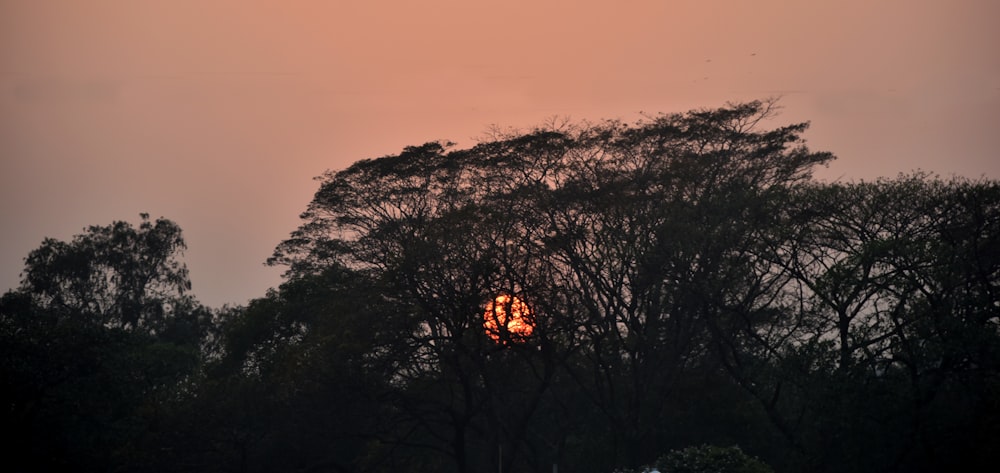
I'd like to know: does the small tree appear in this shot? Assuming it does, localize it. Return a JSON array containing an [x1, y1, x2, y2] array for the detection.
[[614, 445, 773, 473], [655, 445, 774, 473]]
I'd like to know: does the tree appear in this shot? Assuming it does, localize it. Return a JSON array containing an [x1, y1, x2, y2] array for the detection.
[[19, 213, 194, 334], [612, 444, 774, 473], [1, 214, 209, 472], [529, 101, 831, 468], [709, 175, 1000, 472], [271, 100, 833, 472], [142, 266, 425, 473]]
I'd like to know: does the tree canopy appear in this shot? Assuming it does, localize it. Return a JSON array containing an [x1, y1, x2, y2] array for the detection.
[[1, 214, 210, 471], [3, 101, 998, 473]]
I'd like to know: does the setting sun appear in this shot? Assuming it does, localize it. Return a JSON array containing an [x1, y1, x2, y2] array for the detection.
[[483, 294, 534, 343]]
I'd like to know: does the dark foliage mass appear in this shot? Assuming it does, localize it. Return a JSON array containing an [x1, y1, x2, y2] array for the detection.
[[3, 101, 998, 473]]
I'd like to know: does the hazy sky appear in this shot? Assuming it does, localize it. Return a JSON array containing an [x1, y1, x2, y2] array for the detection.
[[2, 0, 998, 307]]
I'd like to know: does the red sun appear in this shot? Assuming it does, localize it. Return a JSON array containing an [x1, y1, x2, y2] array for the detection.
[[483, 294, 534, 344]]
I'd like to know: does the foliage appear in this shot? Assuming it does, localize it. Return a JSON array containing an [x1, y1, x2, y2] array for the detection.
[[3, 101, 999, 473], [267, 99, 834, 472], [0, 214, 208, 472], [19, 213, 194, 334], [615, 445, 774, 473], [654, 445, 774, 473]]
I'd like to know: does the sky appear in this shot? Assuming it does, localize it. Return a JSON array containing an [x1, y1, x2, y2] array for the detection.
[[2, 0, 998, 308]]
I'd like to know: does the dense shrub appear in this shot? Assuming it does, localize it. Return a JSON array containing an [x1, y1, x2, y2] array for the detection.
[[615, 445, 774, 473]]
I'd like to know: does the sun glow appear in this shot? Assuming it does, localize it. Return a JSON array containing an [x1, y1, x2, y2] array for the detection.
[[483, 294, 534, 344]]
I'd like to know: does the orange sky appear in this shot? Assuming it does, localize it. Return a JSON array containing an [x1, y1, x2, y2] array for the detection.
[[2, 0, 998, 307]]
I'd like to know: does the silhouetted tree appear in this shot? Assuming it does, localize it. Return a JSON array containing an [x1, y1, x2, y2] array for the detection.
[[710, 175, 1000, 472], [0, 214, 209, 472], [151, 266, 424, 473], [10, 102, 995, 473], [271, 100, 834, 472]]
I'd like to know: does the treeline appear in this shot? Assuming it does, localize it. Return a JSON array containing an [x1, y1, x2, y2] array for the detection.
[[2, 101, 998, 473]]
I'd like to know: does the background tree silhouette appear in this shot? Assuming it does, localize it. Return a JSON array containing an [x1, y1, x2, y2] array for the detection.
[[1, 214, 210, 472]]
